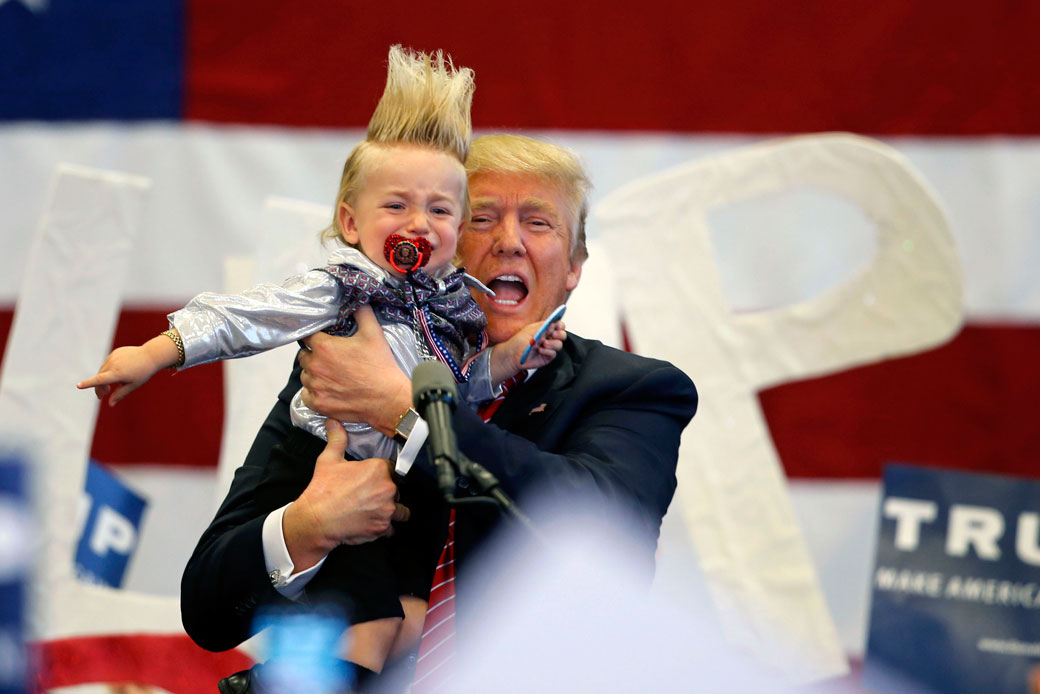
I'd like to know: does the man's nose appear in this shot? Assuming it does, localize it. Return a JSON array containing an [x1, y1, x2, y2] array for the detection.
[[492, 216, 525, 255]]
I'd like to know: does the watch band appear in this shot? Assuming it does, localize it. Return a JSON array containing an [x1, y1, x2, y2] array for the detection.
[[393, 407, 421, 445]]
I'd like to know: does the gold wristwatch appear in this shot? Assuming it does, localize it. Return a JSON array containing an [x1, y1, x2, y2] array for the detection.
[[393, 408, 421, 445]]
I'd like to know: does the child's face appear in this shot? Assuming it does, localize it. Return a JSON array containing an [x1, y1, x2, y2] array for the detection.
[[338, 146, 466, 277]]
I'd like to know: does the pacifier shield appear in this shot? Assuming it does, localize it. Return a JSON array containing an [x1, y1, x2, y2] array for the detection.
[[383, 234, 432, 273]]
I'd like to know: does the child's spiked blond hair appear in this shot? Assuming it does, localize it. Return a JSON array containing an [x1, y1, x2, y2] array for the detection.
[[324, 45, 476, 245]]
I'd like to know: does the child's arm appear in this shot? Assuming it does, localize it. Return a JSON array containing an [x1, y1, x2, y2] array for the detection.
[[76, 330, 182, 405], [488, 319, 567, 385]]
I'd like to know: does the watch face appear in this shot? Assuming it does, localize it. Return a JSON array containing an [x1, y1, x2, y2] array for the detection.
[[395, 408, 419, 442]]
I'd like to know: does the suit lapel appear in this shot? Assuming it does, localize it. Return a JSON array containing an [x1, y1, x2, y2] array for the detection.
[[490, 339, 579, 440]]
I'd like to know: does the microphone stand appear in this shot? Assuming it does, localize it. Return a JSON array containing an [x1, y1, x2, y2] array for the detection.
[[412, 360, 543, 542], [431, 449, 544, 543], [456, 454, 543, 541]]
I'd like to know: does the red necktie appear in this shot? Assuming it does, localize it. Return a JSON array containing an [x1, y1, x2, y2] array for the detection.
[[411, 372, 527, 692]]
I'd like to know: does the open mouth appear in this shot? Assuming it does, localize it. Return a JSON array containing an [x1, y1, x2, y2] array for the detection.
[[487, 274, 528, 306]]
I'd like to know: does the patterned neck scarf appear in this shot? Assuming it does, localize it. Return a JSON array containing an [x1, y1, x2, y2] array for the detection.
[[321, 263, 487, 366]]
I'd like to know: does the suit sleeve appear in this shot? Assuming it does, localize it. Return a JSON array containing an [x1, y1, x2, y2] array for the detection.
[[449, 352, 697, 561], [169, 271, 341, 368], [179, 362, 302, 651]]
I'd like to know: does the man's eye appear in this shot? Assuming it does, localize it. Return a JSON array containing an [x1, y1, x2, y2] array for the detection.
[[470, 216, 492, 224]]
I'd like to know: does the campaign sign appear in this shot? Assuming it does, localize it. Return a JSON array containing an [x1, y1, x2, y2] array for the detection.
[[864, 464, 1040, 693], [0, 452, 31, 694], [74, 460, 147, 588]]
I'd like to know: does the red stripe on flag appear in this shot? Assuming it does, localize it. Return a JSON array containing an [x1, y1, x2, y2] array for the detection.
[[34, 633, 253, 693], [89, 307, 226, 467], [761, 323, 1040, 479], [1, 306, 225, 468], [0, 308, 11, 362], [186, 0, 1040, 134], [3, 308, 1037, 475]]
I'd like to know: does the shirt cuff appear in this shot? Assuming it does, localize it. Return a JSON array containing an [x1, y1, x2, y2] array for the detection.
[[459, 347, 497, 403], [395, 416, 429, 475], [261, 503, 328, 601]]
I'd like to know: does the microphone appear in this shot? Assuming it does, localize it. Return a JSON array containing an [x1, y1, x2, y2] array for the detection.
[[411, 363, 542, 538], [411, 360, 460, 499]]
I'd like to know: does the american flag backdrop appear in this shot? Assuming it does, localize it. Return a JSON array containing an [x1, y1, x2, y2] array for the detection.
[[1, 0, 1039, 690]]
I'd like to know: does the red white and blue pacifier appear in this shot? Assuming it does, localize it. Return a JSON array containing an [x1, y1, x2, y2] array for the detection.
[[383, 234, 433, 273]]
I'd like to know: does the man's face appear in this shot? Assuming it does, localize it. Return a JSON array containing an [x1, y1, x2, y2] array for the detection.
[[459, 172, 583, 345]]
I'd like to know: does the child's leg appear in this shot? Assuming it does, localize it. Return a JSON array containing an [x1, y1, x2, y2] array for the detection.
[[340, 595, 426, 671], [382, 469, 450, 660], [345, 617, 404, 672], [305, 540, 407, 673], [391, 596, 429, 658], [259, 429, 411, 672]]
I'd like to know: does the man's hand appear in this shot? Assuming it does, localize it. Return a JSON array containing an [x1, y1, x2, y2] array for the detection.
[[299, 305, 412, 437], [282, 419, 409, 572]]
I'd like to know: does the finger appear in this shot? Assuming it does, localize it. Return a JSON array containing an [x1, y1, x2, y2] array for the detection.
[[321, 419, 348, 460], [77, 372, 116, 389], [93, 384, 111, 400], [542, 329, 566, 345], [385, 459, 396, 477], [108, 382, 137, 406], [392, 503, 410, 523], [298, 345, 313, 370], [301, 331, 331, 354], [539, 339, 563, 353], [353, 305, 380, 335]]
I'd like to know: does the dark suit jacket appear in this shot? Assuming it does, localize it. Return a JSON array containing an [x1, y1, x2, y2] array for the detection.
[[180, 332, 697, 652]]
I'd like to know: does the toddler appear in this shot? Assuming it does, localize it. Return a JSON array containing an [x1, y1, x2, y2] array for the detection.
[[79, 45, 564, 673]]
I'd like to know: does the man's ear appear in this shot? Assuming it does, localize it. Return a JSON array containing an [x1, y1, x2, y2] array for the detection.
[[565, 260, 583, 293], [338, 203, 359, 245]]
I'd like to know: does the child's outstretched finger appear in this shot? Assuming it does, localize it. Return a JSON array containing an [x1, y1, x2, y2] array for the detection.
[[108, 382, 139, 406], [76, 371, 114, 390]]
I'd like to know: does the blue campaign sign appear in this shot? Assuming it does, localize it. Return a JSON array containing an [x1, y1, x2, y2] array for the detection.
[[864, 464, 1040, 693], [75, 459, 147, 588], [0, 452, 31, 694]]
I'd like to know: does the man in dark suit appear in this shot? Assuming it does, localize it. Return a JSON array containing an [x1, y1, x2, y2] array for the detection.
[[181, 134, 697, 673]]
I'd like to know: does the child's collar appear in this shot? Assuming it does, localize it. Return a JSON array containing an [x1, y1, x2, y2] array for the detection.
[[326, 246, 491, 295]]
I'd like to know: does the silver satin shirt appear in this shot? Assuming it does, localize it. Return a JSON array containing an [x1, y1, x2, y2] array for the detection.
[[168, 247, 497, 462]]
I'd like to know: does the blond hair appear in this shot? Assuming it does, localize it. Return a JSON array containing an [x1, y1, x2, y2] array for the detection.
[[465, 134, 591, 263], [324, 45, 476, 244]]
